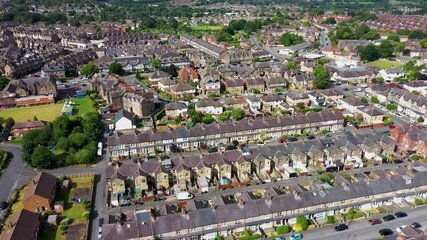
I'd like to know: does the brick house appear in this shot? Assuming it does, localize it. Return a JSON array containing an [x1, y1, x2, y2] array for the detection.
[[2, 209, 40, 240], [22, 172, 57, 213], [11, 121, 46, 137], [390, 124, 427, 153]]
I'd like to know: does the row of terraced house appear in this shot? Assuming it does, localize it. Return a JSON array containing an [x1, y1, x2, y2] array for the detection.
[[101, 163, 427, 240], [107, 111, 345, 160]]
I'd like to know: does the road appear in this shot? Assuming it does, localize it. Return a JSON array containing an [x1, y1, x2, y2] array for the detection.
[[108, 162, 412, 213], [0, 144, 36, 203], [277, 205, 427, 240]]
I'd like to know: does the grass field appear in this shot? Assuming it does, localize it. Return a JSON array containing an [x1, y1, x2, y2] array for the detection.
[[0, 103, 63, 122], [366, 60, 404, 69], [72, 97, 95, 116], [190, 25, 223, 31]]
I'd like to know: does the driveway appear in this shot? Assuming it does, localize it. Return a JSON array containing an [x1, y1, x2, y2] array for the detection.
[[0, 144, 36, 202]]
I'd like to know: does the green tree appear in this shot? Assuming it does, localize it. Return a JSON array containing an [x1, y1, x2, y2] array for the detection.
[[167, 64, 178, 78], [188, 109, 201, 123], [371, 96, 380, 104], [409, 30, 426, 40], [313, 65, 330, 89], [68, 132, 88, 149], [4, 117, 15, 132], [231, 108, 245, 121], [296, 216, 309, 230], [286, 61, 297, 70], [321, 17, 336, 24], [52, 116, 70, 141], [360, 97, 368, 104], [56, 137, 70, 150], [379, 40, 394, 59], [359, 44, 380, 62], [108, 62, 124, 75], [387, 33, 400, 42], [418, 116, 424, 123], [80, 62, 99, 76], [421, 38, 427, 49], [386, 103, 397, 111], [280, 32, 303, 46], [75, 142, 97, 164], [404, 61, 425, 80], [150, 59, 161, 70], [31, 146, 55, 169], [202, 113, 215, 124], [22, 128, 52, 163], [218, 111, 231, 122], [0, 75, 10, 90], [82, 112, 103, 141]]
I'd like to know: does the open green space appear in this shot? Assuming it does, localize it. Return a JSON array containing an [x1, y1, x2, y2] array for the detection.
[[0, 103, 63, 122], [190, 25, 223, 31], [72, 97, 96, 116], [366, 60, 404, 69]]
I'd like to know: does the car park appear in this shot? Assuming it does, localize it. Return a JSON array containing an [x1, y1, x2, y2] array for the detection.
[[382, 214, 395, 221], [395, 212, 407, 218], [334, 224, 348, 231], [368, 219, 382, 225], [379, 229, 393, 236]]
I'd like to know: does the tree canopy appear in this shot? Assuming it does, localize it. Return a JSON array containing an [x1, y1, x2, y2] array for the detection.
[[280, 32, 303, 46], [109, 62, 124, 75], [80, 62, 99, 76], [359, 44, 381, 62], [313, 65, 330, 89]]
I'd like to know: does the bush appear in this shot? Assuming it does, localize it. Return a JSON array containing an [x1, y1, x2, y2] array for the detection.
[[59, 224, 67, 231], [60, 218, 71, 226], [307, 224, 316, 229], [326, 216, 337, 224], [292, 223, 303, 232], [82, 211, 90, 220], [352, 212, 366, 219], [82, 200, 91, 210], [296, 216, 309, 230], [415, 198, 425, 206], [276, 225, 291, 234]]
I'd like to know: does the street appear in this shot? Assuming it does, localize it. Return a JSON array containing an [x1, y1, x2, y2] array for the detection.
[[277, 205, 427, 240], [0, 144, 36, 203]]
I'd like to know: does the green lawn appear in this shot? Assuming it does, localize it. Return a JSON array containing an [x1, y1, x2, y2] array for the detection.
[[0, 103, 63, 122], [72, 97, 96, 116], [63, 203, 86, 222], [190, 25, 223, 31], [366, 60, 404, 69]]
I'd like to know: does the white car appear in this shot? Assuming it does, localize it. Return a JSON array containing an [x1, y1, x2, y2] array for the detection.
[[396, 225, 407, 233], [7, 136, 14, 141]]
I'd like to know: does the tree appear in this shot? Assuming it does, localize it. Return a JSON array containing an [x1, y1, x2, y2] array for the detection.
[[313, 65, 330, 89], [57, 137, 70, 150], [218, 111, 231, 122], [286, 61, 297, 70], [321, 17, 336, 24], [150, 59, 161, 70], [80, 62, 99, 76], [0, 75, 10, 90], [408, 30, 426, 40], [296, 216, 309, 230], [421, 38, 427, 50], [31, 146, 55, 169], [4, 117, 15, 132], [22, 128, 52, 163], [359, 44, 380, 62], [82, 112, 103, 141], [52, 116, 70, 141], [68, 132, 88, 149], [108, 62, 124, 75], [386, 103, 397, 111], [404, 61, 425, 80], [75, 142, 97, 164], [379, 40, 394, 59], [418, 116, 424, 123], [360, 97, 368, 104], [387, 33, 400, 42], [188, 109, 201, 123], [202, 114, 215, 124], [167, 64, 178, 78], [371, 96, 380, 104], [231, 108, 245, 121], [280, 32, 303, 46]]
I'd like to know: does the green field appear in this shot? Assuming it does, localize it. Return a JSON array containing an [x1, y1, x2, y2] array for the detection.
[[366, 60, 404, 69], [72, 97, 96, 116], [0, 103, 63, 122], [190, 25, 223, 31]]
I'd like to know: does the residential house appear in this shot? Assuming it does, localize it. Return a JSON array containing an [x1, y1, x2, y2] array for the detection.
[[224, 79, 245, 95], [285, 92, 309, 106], [141, 160, 170, 190], [265, 77, 287, 92], [1, 209, 40, 240], [195, 99, 223, 115], [178, 66, 199, 82], [356, 107, 384, 125], [379, 68, 405, 82], [169, 82, 197, 98], [122, 92, 155, 118], [165, 102, 188, 118], [260, 94, 284, 112], [114, 109, 135, 131], [291, 73, 313, 89], [337, 97, 366, 113], [318, 88, 344, 103], [41, 64, 65, 78], [198, 69, 221, 95], [11, 121, 46, 137], [106, 166, 126, 194], [158, 78, 177, 92], [148, 70, 169, 90], [279, 42, 311, 55], [403, 81, 427, 95], [244, 77, 265, 93], [22, 172, 57, 213]]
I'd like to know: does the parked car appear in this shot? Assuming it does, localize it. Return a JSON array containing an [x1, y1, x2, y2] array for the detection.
[[379, 229, 393, 236], [393, 159, 403, 164], [0, 201, 7, 210], [395, 212, 407, 218], [334, 224, 348, 231], [289, 233, 303, 240], [177, 191, 194, 200], [288, 137, 298, 142], [396, 225, 407, 233], [368, 219, 382, 225], [98, 218, 104, 239], [411, 222, 421, 228], [382, 214, 395, 221], [7, 136, 14, 141], [278, 138, 286, 143], [307, 135, 315, 140], [257, 142, 266, 146]]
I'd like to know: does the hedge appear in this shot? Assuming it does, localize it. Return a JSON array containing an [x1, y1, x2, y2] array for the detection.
[[276, 225, 291, 234]]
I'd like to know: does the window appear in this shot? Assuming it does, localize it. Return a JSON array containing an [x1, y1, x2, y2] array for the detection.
[[176, 230, 181, 234]]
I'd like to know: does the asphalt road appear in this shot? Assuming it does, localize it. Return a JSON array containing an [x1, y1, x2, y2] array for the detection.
[[278, 205, 427, 240], [0, 144, 36, 202]]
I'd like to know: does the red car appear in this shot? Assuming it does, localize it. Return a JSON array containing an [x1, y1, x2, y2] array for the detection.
[[278, 138, 286, 143], [368, 218, 382, 225], [389, 124, 396, 129]]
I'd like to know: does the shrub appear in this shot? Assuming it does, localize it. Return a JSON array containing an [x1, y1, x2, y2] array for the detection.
[[82, 211, 90, 220], [296, 216, 309, 230], [415, 198, 425, 206], [307, 224, 316, 229], [352, 212, 366, 219], [276, 225, 291, 234], [292, 223, 303, 232], [60, 218, 71, 225], [59, 225, 68, 231], [326, 216, 337, 224]]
